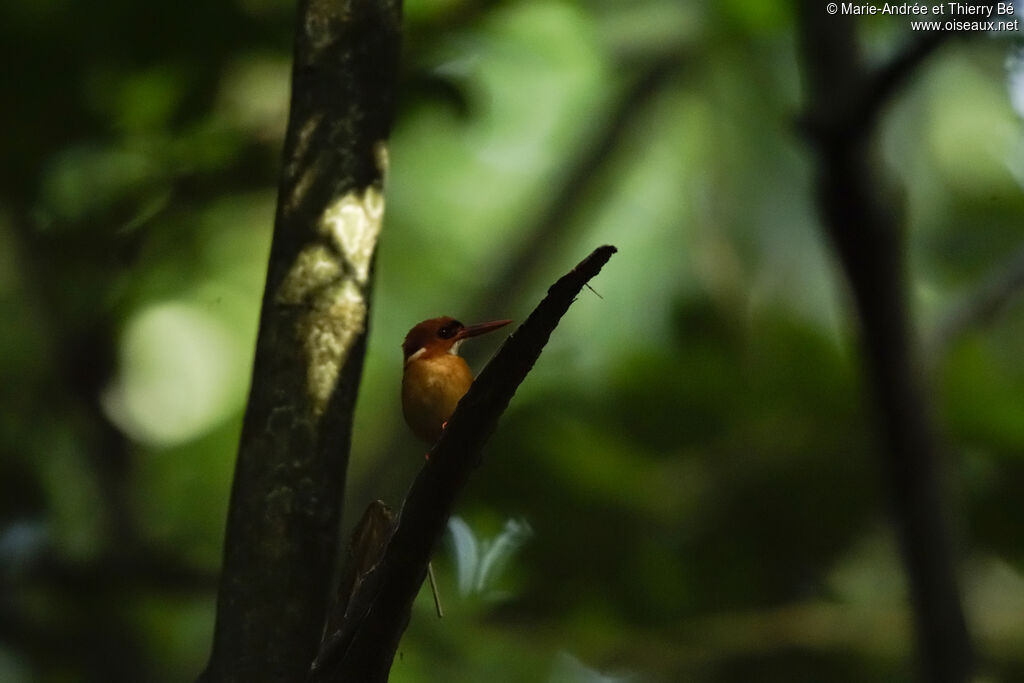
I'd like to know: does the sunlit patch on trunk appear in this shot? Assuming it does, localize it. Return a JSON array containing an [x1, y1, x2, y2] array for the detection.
[[275, 141, 389, 416]]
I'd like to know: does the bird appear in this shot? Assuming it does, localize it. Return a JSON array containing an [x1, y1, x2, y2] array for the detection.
[[401, 316, 512, 443]]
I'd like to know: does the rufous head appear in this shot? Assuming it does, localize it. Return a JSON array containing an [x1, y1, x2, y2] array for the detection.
[[402, 316, 512, 363]]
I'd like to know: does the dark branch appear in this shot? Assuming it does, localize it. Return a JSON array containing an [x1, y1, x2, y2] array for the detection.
[[312, 245, 617, 683], [801, 2, 995, 143], [466, 55, 683, 321], [852, 30, 952, 135], [796, 3, 972, 681], [202, 1, 402, 681], [346, 54, 684, 515]]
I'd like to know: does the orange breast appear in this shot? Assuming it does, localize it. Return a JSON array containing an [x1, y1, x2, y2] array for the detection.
[[402, 354, 474, 443]]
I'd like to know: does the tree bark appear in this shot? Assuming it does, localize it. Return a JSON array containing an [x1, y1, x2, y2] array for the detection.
[[202, 1, 402, 681]]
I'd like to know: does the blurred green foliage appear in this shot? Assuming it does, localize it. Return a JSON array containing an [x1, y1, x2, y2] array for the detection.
[[2, 0, 1024, 681]]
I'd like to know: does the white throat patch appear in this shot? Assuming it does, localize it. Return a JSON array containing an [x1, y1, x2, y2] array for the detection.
[[449, 340, 463, 355]]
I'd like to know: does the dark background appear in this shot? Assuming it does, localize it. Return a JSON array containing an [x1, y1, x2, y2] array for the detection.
[[2, 1, 1024, 681]]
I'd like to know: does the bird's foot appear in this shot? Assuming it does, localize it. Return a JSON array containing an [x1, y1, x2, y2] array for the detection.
[[426, 422, 449, 462]]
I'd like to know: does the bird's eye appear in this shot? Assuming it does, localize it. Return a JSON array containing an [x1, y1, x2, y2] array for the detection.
[[437, 322, 461, 339]]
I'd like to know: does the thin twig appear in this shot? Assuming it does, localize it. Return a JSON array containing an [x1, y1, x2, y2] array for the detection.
[[427, 561, 444, 618]]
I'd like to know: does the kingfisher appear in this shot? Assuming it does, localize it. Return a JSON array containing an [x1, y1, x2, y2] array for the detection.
[[401, 316, 512, 443]]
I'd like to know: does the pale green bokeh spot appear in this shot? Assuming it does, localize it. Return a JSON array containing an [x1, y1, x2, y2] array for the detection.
[[104, 301, 250, 447], [927, 59, 1021, 194]]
